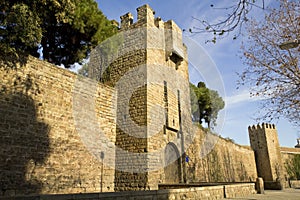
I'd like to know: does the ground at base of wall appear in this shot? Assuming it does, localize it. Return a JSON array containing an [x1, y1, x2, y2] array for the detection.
[[225, 188, 300, 200], [0, 183, 256, 200]]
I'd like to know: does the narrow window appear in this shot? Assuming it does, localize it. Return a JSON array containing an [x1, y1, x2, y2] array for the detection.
[[164, 81, 169, 130]]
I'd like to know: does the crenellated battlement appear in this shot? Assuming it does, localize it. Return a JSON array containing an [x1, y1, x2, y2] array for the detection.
[[119, 4, 183, 36], [118, 4, 187, 75], [137, 4, 155, 22], [164, 20, 181, 31], [120, 4, 155, 29], [120, 12, 133, 29], [248, 123, 276, 131]]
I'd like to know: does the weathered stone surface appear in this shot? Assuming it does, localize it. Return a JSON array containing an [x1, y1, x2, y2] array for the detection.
[[186, 128, 258, 183], [256, 177, 265, 194], [1, 3, 299, 198], [0, 57, 116, 196], [249, 123, 283, 183]]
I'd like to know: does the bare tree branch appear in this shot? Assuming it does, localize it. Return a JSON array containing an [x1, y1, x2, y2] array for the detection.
[[190, 0, 266, 42], [239, 0, 300, 127]]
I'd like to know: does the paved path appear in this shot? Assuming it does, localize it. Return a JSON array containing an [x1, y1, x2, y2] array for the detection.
[[226, 189, 300, 200]]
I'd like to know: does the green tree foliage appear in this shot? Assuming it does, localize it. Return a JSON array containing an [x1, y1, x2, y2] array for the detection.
[[190, 82, 225, 129], [285, 154, 300, 180], [240, 0, 300, 127], [0, 0, 117, 67]]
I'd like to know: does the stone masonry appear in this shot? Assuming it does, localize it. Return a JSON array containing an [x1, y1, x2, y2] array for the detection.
[[0, 57, 117, 196], [249, 123, 300, 188], [0, 4, 299, 197], [91, 4, 193, 191], [249, 123, 283, 183]]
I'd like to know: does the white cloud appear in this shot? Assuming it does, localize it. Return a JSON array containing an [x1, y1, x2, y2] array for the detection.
[[225, 90, 264, 108]]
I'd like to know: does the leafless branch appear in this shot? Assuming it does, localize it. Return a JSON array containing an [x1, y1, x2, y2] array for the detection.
[[189, 0, 266, 42], [239, 0, 300, 127]]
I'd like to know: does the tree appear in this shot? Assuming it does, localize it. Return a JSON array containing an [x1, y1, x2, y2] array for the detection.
[[41, 0, 118, 67], [239, 0, 300, 127], [0, 0, 117, 68], [190, 0, 266, 42], [285, 154, 300, 180], [190, 82, 225, 129], [209, 89, 226, 128]]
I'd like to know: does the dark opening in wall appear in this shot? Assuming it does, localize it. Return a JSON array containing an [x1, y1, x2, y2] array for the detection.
[[169, 52, 183, 70], [164, 81, 168, 129]]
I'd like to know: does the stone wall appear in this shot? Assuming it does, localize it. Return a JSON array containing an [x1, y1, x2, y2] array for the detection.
[[4, 3, 300, 197], [0, 55, 258, 196], [280, 147, 300, 181], [0, 4, 259, 197], [224, 183, 256, 198], [186, 127, 257, 183], [0, 183, 256, 200], [248, 124, 283, 182], [0, 56, 116, 196], [289, 180, 300, 188]]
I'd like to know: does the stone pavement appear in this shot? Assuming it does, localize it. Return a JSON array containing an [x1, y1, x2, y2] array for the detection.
[[225, 188, 300, 200]]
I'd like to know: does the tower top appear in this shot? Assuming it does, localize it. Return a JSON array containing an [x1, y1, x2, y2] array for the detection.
[[136, 4, 155, 21], [248, 123, 276, 131], [119, 4, 183, 33], [120, 4, 155, 29]]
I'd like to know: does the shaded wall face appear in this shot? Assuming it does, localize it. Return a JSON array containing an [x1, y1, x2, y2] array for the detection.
[[0, 93, 49, 196], [280, 150, 300, 181], [186, 127, 257, 183], [0, 57, 117, 196]]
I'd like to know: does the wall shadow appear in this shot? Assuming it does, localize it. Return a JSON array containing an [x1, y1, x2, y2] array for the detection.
[[0, 92, 50, 196], [0, 51, 29, 70]]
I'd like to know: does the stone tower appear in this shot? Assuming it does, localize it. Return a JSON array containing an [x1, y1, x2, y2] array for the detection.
[[248, 123, 283, 183], [92, 5, 193, 191]]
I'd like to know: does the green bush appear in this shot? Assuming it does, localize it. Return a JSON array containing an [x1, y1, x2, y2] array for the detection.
[[285, 154, 300, 180]]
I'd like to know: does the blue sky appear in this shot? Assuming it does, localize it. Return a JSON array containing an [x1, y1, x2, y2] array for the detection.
[[94, 0, 299, 147]]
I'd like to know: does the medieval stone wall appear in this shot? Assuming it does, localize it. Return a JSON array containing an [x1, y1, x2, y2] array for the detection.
[[186, 127, 258, 183], [0, 56, 116, 196], [0, 183, 256, 200], [2, 3, 300, 198], [280, 147, 300, 181]]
